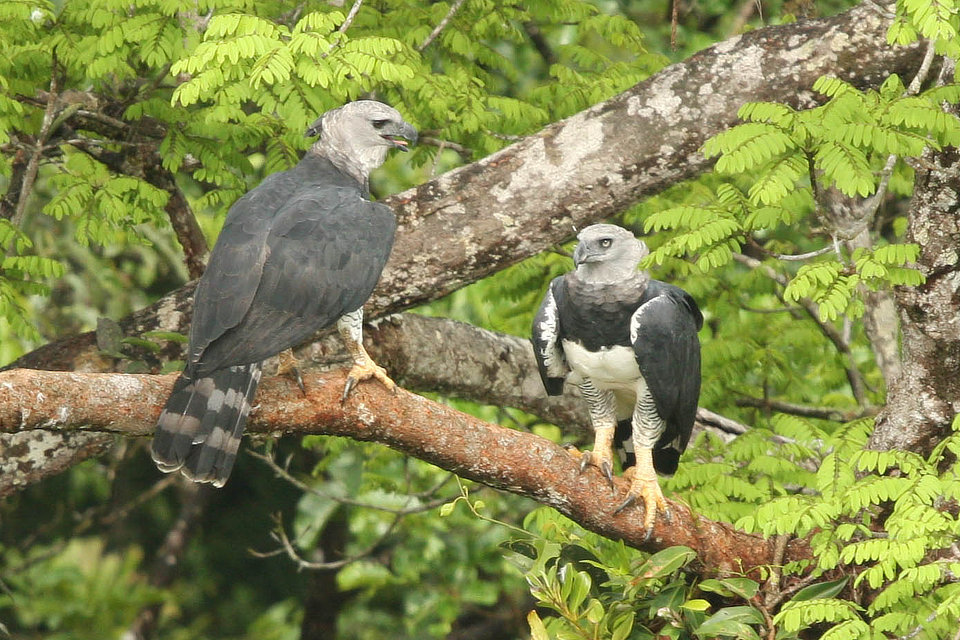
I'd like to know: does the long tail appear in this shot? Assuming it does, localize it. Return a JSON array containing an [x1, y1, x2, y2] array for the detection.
[[151, 363, 262, 487]]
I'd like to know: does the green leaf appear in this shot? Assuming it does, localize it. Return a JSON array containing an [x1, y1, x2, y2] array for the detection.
[[790, 577, 849, 602], [695, 606, 764, 638], [633, 546, 696, 580], [699, 578, 760, 600], [683, 598, 711, 611], [527, 610, 550, 640]]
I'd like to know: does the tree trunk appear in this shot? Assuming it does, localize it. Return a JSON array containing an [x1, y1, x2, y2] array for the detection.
[[869, 65, 960, 455]]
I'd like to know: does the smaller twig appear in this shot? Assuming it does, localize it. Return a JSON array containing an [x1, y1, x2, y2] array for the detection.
[[734, 395, 874, 422], [695, 407, 749, 435], [898, 611, 939, 640], [762, 534, 790, 608], [670, 0, 679, 49], [738, 303, 803, 314], [248, 448, 453, 515], [773, 569, 823, 602], [253, 510, 400, 571], [906, 38, 938, 96], [447, 478, 533, 538], [420, 135, 471, 158], [418, 0, 467, 51], [725, 0, 760, 37], [523, 21, 557, 66], [762, 244, 835, 262], [338, 0, 364, 33], [20, 474, 178, 552], [7, 61, 60, 228], [431, 138, 446, 177]]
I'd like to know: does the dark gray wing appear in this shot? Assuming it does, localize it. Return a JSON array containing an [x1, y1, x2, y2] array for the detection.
[[194, 186, 395, 373], [630, 285, 702, 473], [187, 167, 313, 367], [532, 277, 568, 395]]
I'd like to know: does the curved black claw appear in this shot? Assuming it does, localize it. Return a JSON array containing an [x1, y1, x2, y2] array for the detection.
[[292, 367, 305, 396], [613, 493, 636, 515], [579, 451, 592, 474], [341, 376, 358, 404], [601, 460, 614, 489]]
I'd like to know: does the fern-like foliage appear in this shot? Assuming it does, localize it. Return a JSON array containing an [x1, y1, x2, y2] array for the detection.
[[0, 0, 661, 357], [731, 415, 960, 639], [637, 68, 957, 325]]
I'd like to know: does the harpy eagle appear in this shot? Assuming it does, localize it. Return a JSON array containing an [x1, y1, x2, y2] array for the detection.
[[532, 224, 702, 536], [151, 100, 417, 487]]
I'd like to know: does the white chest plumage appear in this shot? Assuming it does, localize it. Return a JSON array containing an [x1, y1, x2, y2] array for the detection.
[[562, 340, 642, 388]]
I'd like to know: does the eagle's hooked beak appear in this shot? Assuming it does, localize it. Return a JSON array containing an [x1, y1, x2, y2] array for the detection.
[[573, 243, 601, 267], [382, 121, 418, 152]]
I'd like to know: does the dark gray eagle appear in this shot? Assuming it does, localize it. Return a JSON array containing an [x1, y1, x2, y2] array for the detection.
[[532, 224, 702, 536], [151, 100, 417, 487]]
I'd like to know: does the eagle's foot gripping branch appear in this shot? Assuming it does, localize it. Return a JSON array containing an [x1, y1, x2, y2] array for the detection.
[[615, 455, 670, 541], [276, 348, 305, 394], [565, 425, 616, 489], [342, 356, 396, 403]]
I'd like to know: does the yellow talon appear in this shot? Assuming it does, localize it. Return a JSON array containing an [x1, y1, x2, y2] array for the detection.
[[614, 448, 669, 540], [342, 356, 396, 403], [277, 348, 305, 394]]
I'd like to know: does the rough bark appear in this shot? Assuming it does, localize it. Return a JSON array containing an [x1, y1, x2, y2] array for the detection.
[[0, 311, 744, 496], [2, 0, 924, 487], [10, 1, 924, 372], [372, 0, 923, 315], [869, 106, 960, 455], [0, 429, 114, 494], [0, 367, 809, 575]]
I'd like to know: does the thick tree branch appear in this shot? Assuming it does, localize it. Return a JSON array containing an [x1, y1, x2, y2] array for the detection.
[[0, 367, 809, 577], [0, 312, 742, 495], [0, 0, 924, 487], [371, 0, 923, 316]]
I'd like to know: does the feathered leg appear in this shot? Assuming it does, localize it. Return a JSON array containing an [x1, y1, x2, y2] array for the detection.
[[615, 447, 669, 540], [615, 381, 669, 539], [151, 363, 262, 487], [337, 309, 395, 402], [568, 379, 617, 488]]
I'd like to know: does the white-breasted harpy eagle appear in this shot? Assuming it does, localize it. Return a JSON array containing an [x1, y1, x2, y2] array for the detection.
[[151, 100, 417, 487], [532, 224, 702, 537]]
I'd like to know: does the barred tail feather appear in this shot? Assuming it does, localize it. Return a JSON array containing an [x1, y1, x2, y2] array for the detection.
[[151, 363, 262, 487]]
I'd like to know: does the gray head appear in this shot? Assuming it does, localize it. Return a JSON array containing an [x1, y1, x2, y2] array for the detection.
[[572, 224, 649, 284], [305, 100, 417, 187]]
